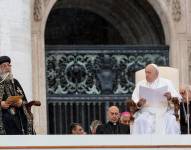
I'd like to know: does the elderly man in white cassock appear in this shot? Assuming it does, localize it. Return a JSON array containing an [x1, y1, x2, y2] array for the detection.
[[131, 64, 181, 134]]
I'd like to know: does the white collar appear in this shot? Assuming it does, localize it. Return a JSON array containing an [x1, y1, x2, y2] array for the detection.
[[146, 77, 159, 88]]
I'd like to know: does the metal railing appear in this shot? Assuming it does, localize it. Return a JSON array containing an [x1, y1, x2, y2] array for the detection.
[[46, 45, 169, 134]]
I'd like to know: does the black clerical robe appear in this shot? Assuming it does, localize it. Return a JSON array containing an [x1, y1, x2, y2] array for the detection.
[[96, 121, 130, 134], [180, 102, 191, 134], [0, 78, 34, 135]]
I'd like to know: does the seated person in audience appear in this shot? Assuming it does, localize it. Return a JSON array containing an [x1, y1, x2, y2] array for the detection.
[[96, 106, 130, 134], [132, 63, 181, 134], [120, 111, 131, 126], [90, 120, 102, 134], [69, 123, 86, 135], [179, 86, 191, 134]]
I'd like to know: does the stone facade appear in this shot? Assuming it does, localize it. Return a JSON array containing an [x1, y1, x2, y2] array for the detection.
[[0, 0, 190, 134], [0, 0, 32, 106]]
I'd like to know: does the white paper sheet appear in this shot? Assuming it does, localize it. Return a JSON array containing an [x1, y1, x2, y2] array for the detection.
[[139, 86, 168, 103]]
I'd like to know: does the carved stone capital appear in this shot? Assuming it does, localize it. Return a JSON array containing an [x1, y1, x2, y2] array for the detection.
[[34, 0, 42, 21], [166, 0, 171, 7], [44, 0, 49, 6], [172, 0, 181, 22]]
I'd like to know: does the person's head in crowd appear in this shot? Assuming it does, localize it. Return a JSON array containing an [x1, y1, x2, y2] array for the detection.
[[69, 123, 85, 135], [179, 85, 191, 101], [126, 99, 137, 115], [120, 111, 131, 125], [90, 120, 102, 134], [0, 56, 13, 80], [107, 106, 120, 124], [145, 63, 159, 83]]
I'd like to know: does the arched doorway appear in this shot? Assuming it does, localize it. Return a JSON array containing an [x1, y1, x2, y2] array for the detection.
[[45, 8, 125, 44], [31, 0, 178, 134], [45, 0, 165, 45], [44, 0, 168, 134]]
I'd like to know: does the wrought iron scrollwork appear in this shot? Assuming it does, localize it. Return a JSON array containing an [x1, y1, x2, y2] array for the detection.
[[46, 46, 168, 96]]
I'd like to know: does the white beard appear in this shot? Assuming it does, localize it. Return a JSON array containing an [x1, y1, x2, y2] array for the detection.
[[0, 72, 13, 81]]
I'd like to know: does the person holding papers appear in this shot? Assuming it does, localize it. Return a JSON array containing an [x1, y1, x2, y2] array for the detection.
[[0, 56, 34, 135], [131, 63, 181, 134]]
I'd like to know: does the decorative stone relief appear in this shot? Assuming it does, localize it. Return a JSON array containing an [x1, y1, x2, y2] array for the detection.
[[172, 0, 181, 22], [166, 0, 171, 7], [34, 0, 42, 21], [44, 0, 49, 6]]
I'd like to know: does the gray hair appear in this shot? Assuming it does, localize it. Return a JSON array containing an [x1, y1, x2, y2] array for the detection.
[[150, 64, 159, 73]]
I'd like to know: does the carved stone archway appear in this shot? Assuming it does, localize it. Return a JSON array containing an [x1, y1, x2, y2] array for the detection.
[[31, 0, 184, 134]]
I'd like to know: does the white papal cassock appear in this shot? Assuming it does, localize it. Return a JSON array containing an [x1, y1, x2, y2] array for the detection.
[[132, 77, 181, 134]]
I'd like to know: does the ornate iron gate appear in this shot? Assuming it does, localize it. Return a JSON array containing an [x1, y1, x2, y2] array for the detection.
[[46, 45, 169, 134]]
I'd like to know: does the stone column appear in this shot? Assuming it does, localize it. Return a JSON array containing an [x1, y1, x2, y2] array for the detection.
[[31, 29, 47, 134], [32, 0, 47, 134], [0, 0, 32, 100], [170, 0, 191, 86]]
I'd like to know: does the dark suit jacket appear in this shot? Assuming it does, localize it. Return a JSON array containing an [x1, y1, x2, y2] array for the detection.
[[180, 102, 191, 134], [96, 121, 130, 134]]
